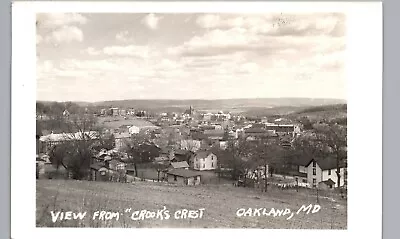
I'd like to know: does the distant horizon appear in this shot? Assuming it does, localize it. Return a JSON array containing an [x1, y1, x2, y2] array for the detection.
[[37, 97, 347, 104]]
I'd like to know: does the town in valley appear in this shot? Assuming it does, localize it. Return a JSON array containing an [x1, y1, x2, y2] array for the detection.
[[36, 99, 347, 228], [35, 12, 347, 229]]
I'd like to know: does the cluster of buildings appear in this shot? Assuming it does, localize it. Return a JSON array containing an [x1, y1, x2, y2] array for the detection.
[[99, 107, 145, 117], [243, 155, 347, 190], [36, 105, 347, 190], [88, 145, 218, 186]]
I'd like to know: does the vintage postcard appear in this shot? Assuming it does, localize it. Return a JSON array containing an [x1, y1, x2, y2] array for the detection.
[[11, 1, 382, 239]]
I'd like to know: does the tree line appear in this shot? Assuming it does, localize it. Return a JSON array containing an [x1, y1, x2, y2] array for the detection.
[[215, 121, 347, 192]]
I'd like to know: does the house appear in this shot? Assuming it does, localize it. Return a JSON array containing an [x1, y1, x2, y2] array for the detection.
[[128, 126, 140, 135], [126, 166, 136, 176], [119, 109, 127, 116], [265, 124, 301, 137], [127, 109, 135, 115], [244, 127, 269, 138], [302, 157, 346, 189], [191, 150, 217, 171], [166, 169, 201, 186], [110, 107, 119, 116], [107, 159, 126, 171], [170, 161, 190, 169], [62, 109, 70, 117], [90, 162, 110, 181], [90, 159, 127, 182], [318, 179, 336, 190], [214, 124, 223, 130], [113, 132, 131, 151], [219, 140, 228, 150]]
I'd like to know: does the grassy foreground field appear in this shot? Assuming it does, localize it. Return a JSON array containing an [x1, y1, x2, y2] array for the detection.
[[36, 179, 347, 229]]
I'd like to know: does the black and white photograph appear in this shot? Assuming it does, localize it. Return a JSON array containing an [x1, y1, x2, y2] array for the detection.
[[11, 1, 382, 236], [35, 10, 348, 229]]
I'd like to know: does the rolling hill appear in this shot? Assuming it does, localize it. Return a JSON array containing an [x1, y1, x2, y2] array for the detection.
[[37, 98, 347, 117], [92, 98, 346, 111]]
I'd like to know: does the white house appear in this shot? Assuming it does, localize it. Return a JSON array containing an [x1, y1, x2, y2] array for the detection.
[[192, 150, 218, 171], [303, 157, 346, 189], [214, 124, 223, 130], [219, 141, 228, 150], [62, 109, 70, 117], [128, 126, 140, 135]]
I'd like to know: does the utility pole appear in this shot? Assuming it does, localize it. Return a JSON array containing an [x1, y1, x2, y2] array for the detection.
[[264, 164, 268, 192]]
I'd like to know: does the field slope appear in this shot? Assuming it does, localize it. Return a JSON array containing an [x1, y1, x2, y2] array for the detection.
[[36, 180, 347, 229]]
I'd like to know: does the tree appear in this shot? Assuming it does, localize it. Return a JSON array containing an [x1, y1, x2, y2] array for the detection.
[[298, 116, 314, 130], [122, 133, 160, 176], [250, 138, 284, 192], [289, 134, 326, 165], [92, 133, 115, 152], [64, 101, 82, 115], [180, 139, 201, 152], [314, 123, 347, 191], [49, 102, 65, 118], [48, 113, 100, 179], [36, 102, 46, 119], [223, 138, 254, 183], [223, 126, 230, 141]]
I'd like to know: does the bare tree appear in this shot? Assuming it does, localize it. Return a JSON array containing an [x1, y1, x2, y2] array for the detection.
[[224, 138, 253, 183], [36, 102, 47, 120], [314, 123, 347, 190], [180, 139, 201, 152], [48, 113, 100, 179], [251, 138, 283, 192], [289, 134, 326, 164], [122, 132, 160, 177]]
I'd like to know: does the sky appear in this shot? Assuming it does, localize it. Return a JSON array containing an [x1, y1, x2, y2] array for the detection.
[[36, 13, 346, 102]]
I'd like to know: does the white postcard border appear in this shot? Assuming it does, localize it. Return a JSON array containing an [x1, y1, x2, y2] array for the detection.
[[12, 1, 382, 239]]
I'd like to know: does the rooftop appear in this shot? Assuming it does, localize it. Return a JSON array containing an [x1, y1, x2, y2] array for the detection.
[[39, 131, 99, 142], [321, 179, 336, 186], [304, 156, 347, 170], [195, 150, 214, 159], [113, 132, 131, 139], [171, 161, 190, 169], [244, 128, 266, 134], [167, 169, 201, 178]]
